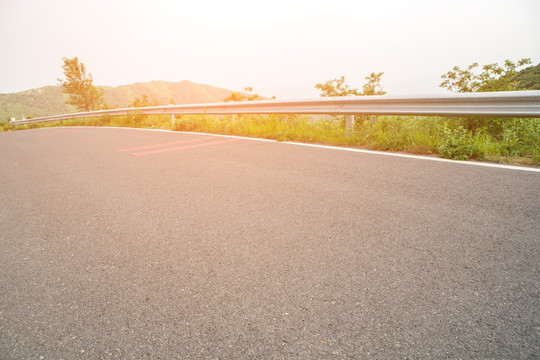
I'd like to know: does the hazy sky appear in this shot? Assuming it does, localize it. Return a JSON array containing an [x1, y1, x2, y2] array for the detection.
[[1, 0, 539, 98]]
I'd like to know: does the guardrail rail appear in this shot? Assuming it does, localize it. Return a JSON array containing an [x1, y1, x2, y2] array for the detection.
[[9, 91, 540, 134]]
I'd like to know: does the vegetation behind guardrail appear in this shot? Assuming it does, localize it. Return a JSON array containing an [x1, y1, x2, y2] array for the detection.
[[4, 113, 538, 166]]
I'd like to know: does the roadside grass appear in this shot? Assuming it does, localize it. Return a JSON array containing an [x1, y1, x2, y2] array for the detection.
[[4, 113, 539, 166]]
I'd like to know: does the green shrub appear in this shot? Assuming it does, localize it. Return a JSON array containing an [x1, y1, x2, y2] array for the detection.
[[436, 123, 481, 160]]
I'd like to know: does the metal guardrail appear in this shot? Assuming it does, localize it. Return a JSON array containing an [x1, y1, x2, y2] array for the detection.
[[9, 91, 540, 129]]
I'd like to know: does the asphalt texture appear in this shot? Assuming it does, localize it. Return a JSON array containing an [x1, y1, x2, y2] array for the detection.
[[0, 127, 539, 359]]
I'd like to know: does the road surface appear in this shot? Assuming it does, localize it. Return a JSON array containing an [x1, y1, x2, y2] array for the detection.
[[1, 127, 538, 358]]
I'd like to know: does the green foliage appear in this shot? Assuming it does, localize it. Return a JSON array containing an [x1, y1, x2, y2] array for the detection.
[[0, 118, 15, 132], [436, 123, 485, 160], [434, 118, 540, 163], [315, 76, 361, 97], [129, 94, 158, 108], [355, 116, 438, 153], [223, 92, 249, 102], [361, 72, 387, 96], [128, 94, 159, 126], [315, 73, 386, 97], [499, 118, 540, 158], [439, 58, 535, 140], [514, 63, 540, 90], [58, 57, 103, 111], [223, 87, 263, 102], [440, 58, 532, 93]]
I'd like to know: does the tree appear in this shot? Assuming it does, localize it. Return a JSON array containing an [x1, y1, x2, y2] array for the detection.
[[58, 57, 103, 111], [223, 87, 262, 102], [315, 76, 360, 97], [514, 63, 540, 90], [440, 58, 532, 93], [315, 73, 386, 97], [129, 94, 158, 108], [362, 72, 387, 96], [223, 91, 248, 102], [440, 58, 533, 138], [128, 94, 158, 125], [315, 73, 386, 132]]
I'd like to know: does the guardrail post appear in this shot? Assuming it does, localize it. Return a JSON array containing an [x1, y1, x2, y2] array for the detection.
[[345, 115, 354, 136], [171, 114, 175, 126]]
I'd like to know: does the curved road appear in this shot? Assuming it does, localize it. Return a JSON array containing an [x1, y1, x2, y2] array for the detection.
[[1, 127, 539, 358]]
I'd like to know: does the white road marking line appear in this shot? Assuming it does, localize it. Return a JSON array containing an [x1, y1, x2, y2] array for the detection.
[[48, 126, 540, 173]]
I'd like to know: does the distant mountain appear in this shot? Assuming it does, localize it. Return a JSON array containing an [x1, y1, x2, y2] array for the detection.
[[101, 80, 238, 108], [1, 80, 238, 121]]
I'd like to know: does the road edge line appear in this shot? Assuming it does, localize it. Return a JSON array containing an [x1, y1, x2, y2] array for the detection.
[[282, 141, 540, 173], [45, 126, 540, 173]]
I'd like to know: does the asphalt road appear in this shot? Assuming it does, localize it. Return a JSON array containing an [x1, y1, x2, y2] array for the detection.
[[1, 127, 539, 359]]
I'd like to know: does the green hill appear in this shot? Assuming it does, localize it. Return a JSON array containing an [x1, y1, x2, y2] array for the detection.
[[1, 80, 238, 121], [0, 86, 76, 121]]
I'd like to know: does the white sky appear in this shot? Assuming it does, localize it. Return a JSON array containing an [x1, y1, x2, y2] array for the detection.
[[1, 0, 539, 98]]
